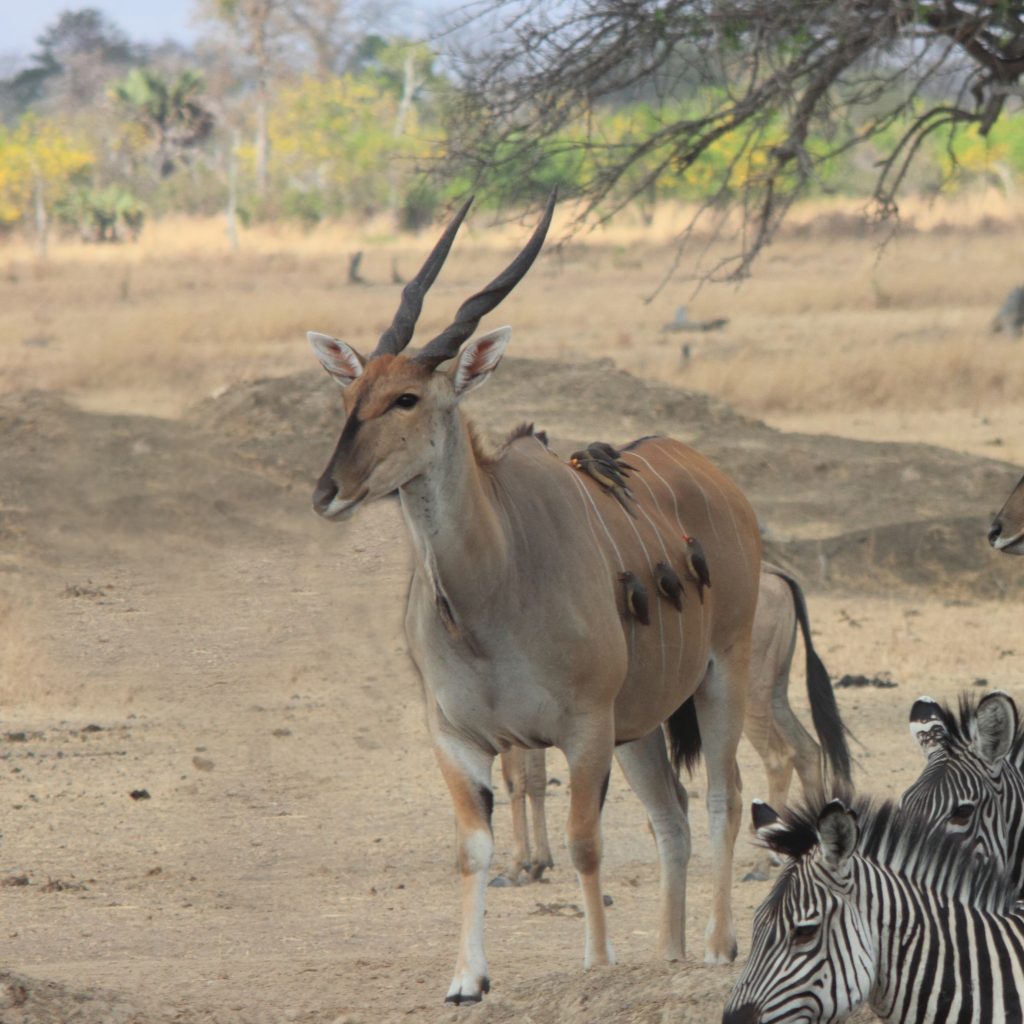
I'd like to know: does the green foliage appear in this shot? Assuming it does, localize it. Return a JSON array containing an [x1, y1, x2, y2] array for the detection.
[[56, 183, 145, 241], [280, 187, 323, 228], [267, 70, 441, 220], [6, 6, 1024, 247], [399, 179, 441, 231]]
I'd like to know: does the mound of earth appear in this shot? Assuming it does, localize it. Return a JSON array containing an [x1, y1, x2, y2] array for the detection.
[[184, 356, 1023, 597], [1, 357, 1019, 594], [0, 970, 159, 1024]]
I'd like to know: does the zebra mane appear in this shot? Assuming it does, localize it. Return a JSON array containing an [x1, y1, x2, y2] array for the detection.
[[912, 692, 1024, 762], [762, 795, 1016, 914]]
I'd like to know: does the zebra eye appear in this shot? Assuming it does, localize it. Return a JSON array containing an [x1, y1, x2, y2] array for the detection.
[[793, 922, 819, 946], [949, 802, 974, 827]]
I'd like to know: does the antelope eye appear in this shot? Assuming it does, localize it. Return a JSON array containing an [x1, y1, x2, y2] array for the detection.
[[793, 922, 819, 945], [949, 802, 975, 827], [393, 393, 419, 410]]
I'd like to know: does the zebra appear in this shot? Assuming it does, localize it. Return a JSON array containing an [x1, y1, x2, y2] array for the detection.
[[899, 690, 1024, 898], [723, 796, 1024, 1023]]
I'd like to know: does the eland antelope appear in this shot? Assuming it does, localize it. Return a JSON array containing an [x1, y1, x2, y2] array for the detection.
[[307, 195, 765, 1002], [724, 797, 1024, 1024], [495, 564, 852, 885], [989, 474, 1024, 554]]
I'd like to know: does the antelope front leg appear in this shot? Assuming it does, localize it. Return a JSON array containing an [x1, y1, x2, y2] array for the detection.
[[434, 735, 496, 1003], [564, 717, 616, 968]]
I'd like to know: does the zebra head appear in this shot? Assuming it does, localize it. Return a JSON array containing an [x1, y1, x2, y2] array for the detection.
[[723, 800, 875, 1024], [899, 691, 1022, 886]]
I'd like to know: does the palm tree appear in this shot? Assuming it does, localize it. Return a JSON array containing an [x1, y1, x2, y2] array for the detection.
[[112, 68, 214, 178]]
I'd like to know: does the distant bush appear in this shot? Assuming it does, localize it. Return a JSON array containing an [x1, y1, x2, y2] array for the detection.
[[57, 185, 145, 242]]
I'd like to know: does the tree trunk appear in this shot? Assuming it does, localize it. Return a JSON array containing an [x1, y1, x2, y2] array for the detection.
[[389, 51, 418, 212], [255, 76, 269, 198], [33, 169, 47, 262], [226, 130, 240, 253]]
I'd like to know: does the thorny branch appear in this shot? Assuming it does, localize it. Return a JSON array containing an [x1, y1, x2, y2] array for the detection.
[[442, 0, 1024, 282]]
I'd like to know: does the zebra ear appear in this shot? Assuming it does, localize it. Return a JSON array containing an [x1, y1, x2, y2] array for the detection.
[[972, 691, 1018, 764], [909, 697, 946, 758], [817, 800, 858, 873], [752, 799, 780, 832]]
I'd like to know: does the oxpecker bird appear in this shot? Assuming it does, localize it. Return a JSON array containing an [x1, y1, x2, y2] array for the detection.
[[586, 441, 628, 467], [682, 534, 711, 604], [618, 571, 650, 626], [570, 450, 636, 517], [653, 561, 684, 611]]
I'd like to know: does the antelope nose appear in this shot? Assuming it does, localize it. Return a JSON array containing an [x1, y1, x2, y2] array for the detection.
[[989, 519, 1003, 547], [722, 1006, 760, 1024], [313, 476, 339, 513]]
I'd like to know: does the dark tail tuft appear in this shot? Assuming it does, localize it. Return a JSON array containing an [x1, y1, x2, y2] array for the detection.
[[667, 697, 702, 775], [766, 566, 853, 787]]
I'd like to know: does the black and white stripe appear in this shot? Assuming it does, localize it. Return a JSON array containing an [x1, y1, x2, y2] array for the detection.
[[900, 691, 1024, 898], [723, 797, 1024, 1023]]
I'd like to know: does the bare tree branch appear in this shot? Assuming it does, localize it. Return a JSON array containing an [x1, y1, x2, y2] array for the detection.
[[442, 0, 1024, 279]]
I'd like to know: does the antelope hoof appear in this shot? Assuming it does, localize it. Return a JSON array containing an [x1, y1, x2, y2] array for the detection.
[[489, 860, 531, 886], [444, 973, 490, 1005], [584, 940, 617, 969], [704, 939, 739, 965], [529, 857, 553, 881]]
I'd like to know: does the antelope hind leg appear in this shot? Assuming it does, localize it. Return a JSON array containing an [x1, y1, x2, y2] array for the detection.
[[434, 733, 496, 1003], [615, 728, 691, 960], [492, 749, 531, 886], [525, 748, 554, 879], [695, 645, 747, 964]]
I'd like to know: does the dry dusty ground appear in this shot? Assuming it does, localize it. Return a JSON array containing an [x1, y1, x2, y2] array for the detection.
[[0, 211, 1022, 1022]]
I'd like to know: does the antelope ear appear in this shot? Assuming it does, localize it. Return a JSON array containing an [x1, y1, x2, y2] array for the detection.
[[817, 800, 858, 873], [909, 697, 946, 758], [308, 332, 365, 388], [451, 326, 511, 397], [972, 691, 1018, 764]]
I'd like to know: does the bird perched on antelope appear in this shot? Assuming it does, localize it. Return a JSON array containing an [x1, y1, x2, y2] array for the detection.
[[569, 447, 636, 516], [654, 561, 684, 611], [682, 534, 711, 603], [618, 571, 650, 625]]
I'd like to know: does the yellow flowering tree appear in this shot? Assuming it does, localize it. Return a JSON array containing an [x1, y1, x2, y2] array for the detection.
[[268, 69, 441, 222], [0, 115, 93, 249]]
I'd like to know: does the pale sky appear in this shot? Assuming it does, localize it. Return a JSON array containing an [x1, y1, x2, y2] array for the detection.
[[1, 0, 451, 61], [3, 1, 198, 56]]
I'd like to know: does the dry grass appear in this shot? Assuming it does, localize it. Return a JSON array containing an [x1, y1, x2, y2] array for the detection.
[[2, 193, 1023, 460], [0, 594, 51, 707]]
